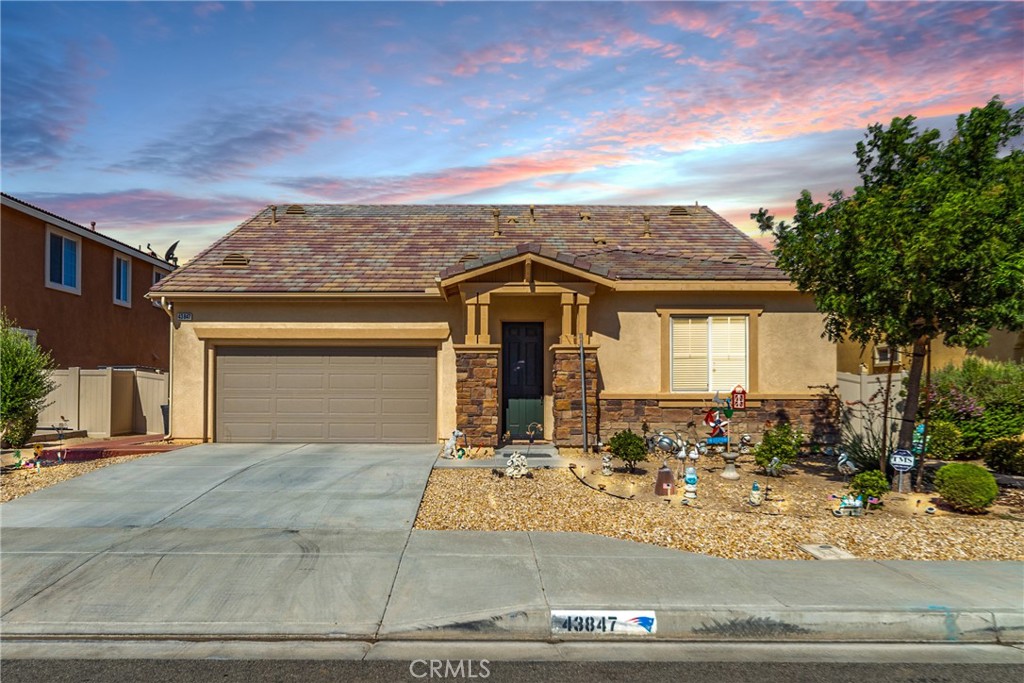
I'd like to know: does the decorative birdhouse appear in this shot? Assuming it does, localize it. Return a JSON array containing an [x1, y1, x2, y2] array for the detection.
[[731, 384, 747, 410]]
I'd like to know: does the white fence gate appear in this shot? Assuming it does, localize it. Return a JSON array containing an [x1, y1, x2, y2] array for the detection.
[[835, 371, 907, 440]]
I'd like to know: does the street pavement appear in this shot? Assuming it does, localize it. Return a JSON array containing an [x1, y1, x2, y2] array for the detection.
[[1, 443, 1022, 658]]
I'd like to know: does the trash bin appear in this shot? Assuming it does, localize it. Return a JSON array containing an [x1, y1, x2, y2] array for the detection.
[[160, 404, 169, 436]]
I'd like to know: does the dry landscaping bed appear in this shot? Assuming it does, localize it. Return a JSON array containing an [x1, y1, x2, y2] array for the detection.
[[415, 453, 1024, 561]]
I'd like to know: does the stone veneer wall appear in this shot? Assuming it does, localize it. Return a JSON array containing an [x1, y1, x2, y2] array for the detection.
[[455, 350, 500, 447], [598, 397, 840, 445], [552, 349, 599, 447]]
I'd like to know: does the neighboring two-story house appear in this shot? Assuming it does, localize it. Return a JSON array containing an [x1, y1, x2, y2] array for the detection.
[[1, 193, 174, 370]]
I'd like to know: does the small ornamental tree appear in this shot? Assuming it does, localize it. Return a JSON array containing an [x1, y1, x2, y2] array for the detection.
[[755, 97, 1024, 490], [609, 428, 647, 473], [1, 311, 56, 447]]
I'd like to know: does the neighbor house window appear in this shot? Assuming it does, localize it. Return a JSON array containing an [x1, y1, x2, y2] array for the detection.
[[152, 269, 164, 306], [874, 344, 901, 366], [45, 227, 81, 294], [113, 255, 131, 307], [670, 315, 748, 392]]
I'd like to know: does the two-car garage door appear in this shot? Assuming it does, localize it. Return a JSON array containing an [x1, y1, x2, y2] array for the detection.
[[216, 347, 436, 443]]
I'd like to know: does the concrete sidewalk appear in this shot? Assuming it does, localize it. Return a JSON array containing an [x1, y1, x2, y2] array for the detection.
[[1, 444, 1022, 650]]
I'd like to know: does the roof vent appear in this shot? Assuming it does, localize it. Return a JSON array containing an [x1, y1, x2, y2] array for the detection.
[[724, 253, 748, 261], [220, 253, 250, 267], [579, 211, 592, 222], [506, 216, 519, 224], [285, 204, 306, 215], [593, 236, 607, 245], [459, 253, 479, 263], [669, 206, 689, 216]]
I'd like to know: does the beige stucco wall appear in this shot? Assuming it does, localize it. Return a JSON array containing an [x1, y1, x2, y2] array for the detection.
[[591, 290, 835, 398], [166, 286, 836, 442], [837, 335, 969, 375]]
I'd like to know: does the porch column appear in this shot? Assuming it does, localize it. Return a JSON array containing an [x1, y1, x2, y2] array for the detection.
[[478, 293, 491, 345], [552, 346, 599, 448], [465, 297, 479, 344], [576, 294, 590, 345], [560, 292, 575, 344], [455, 346, 500, 447]]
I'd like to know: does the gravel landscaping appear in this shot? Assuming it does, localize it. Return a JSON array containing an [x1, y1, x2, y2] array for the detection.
[[415, 453, 1024, 561]]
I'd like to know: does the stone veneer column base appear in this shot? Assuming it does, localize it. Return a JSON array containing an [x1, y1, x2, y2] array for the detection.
[[455, 349, 500, 447], [552, 348, 598, 447]]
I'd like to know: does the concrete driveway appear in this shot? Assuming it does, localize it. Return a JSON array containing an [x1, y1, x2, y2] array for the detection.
[[1, 443, 438, 637]]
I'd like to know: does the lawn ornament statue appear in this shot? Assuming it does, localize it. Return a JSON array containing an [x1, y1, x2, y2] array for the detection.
[[832, 493, 864, 517], [748, 481, 764, 506], [682, 466, 699, 502], [837, 451, 857, 479], [654, 462, 676, 496], [505, 450, 528, 479], [738, 433, 753, 456], [442, 429, 468, 459], [601, 452, 613, 476]]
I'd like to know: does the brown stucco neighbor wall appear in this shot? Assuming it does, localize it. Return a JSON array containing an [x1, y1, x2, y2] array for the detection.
[[552, 348, 599, 447], [456, 349, 500, 446], [598, 396, 839, 446]]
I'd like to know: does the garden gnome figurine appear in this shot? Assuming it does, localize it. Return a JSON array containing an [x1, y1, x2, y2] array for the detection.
[[749, 481, 763, 506], [683, 466, 698, 500]]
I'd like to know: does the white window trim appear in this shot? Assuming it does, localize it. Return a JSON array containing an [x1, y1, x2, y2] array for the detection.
[[669, 314, 749, 393], [874, 344, 902, 366], [44, 225, 82, 295], [113, 254, 131, 308]]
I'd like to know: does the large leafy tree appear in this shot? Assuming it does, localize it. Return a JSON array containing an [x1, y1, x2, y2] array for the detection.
[[1, 311, 56, 447], [754, 97, 1024, 485]]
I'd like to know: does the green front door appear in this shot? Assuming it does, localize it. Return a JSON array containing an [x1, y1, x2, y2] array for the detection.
[[503, 322, 544, 440]]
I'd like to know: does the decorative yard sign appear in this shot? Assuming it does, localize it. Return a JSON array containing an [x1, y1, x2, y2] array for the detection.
[[551, 610, 657, 635], [731, 385, 747, 410], [176, 312, 193, 321], [889, 449, 916, 473]]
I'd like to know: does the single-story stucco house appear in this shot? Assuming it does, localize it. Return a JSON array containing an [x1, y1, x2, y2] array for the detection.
[[149, 204, 837, 446]]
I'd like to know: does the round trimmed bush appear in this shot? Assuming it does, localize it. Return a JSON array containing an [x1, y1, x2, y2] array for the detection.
[[981, 437, 1024, 476], [2, 411, 38, 448], [933, 463, 999, 514], [921, 420, 963, 461], [848, 470, 889, 507], [609, 428, 648, 473]]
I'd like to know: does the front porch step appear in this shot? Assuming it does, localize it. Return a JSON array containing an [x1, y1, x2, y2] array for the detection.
[[495, 444, 559, 458]]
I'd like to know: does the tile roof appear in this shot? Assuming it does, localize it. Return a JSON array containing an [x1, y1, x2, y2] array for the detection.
[[153, 204, 784, 294]]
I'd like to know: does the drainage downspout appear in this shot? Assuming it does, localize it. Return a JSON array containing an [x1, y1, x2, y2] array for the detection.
[[158, 296, 173, 439], [579, 332, 588, 452]]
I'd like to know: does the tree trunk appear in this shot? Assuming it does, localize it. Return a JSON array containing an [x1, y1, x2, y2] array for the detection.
[[914, 339, 932, 492], [880, 362, 894, 473], [894, 336, 929, 491]]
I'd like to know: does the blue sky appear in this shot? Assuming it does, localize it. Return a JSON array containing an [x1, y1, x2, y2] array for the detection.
[[3, 1, 1022, 262]]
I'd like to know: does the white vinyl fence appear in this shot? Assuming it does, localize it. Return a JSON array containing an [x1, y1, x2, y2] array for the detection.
[[37, 368, 168, 437], [836, 371, 907, 440]]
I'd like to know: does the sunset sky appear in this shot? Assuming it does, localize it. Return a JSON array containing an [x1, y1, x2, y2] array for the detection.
[[3, 1, 1022, 262]]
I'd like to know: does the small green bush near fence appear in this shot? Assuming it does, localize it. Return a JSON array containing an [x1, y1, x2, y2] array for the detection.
[[933, 463, 999, 514], [921, 420, 964, 461]]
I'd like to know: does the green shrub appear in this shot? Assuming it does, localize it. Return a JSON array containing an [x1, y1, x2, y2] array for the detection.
[[933, 463, 999, 514], [926, 358, 1024, 454], [754, 422, 804, 475], [609, 429, 648, 473], [921, 420, 964, 461], [848, 470, 889, 508], [3, 412, 38, 449], [1, 311, 55, 448], [981, 437, 1024, 476]]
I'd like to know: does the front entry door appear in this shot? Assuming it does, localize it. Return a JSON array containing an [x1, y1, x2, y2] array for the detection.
[[503, 322, 544, 440]]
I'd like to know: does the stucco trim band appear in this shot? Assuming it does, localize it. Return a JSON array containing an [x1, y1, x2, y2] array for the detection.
[[190, 323, 450, 341]]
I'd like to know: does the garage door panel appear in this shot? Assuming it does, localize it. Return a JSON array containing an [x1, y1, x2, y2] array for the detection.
[[222, 398, 273, 414], [329, 398, 379, 415], [217, 347, 436, 443], [275, 397, 326, 415], [329, 373, 379, 391], [221, 372, 273, 390]]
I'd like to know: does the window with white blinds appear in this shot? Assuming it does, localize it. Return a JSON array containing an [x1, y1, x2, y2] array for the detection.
[[670, 315, 748, 392]]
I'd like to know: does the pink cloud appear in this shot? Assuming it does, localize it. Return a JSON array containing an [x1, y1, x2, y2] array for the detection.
[[452, 42, 529, 77]]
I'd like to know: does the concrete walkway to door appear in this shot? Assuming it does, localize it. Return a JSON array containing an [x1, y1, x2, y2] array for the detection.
[[1, 443, 437, 637]]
